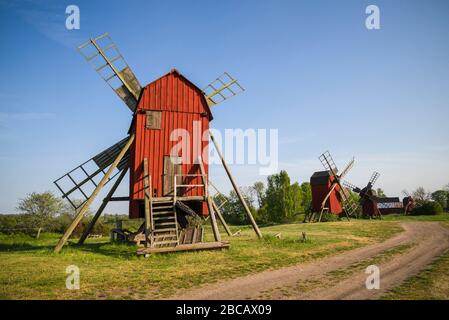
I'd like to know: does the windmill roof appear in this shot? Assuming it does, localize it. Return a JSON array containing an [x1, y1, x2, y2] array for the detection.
[[311, 171, 331, 178], [140, 68, 213, 120]]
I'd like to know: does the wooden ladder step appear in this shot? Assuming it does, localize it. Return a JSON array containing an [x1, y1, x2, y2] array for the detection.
[[153, 228, 177, 233], [152, 205, 173, 210], [155, 222, 177, 227], [152, 210, 174, 214], [152, 212, 175, 217], [153, 216, 176, 221], [153, 239, 179, 245], [153, 234, 177, 239], [153, 200, 174, 204]]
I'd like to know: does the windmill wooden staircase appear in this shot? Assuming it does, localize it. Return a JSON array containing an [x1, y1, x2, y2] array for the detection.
[[151, 199, 179, 248], [137, 165, 230, 256]]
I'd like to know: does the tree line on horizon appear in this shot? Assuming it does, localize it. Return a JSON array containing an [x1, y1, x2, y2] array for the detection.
[[216, 171, 449, 224], [0, 171, 448, 235]]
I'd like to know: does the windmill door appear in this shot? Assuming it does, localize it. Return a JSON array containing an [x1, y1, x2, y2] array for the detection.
[[163, 156, 182, 196]]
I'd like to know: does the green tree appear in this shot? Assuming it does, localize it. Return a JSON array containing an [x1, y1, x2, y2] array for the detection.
[[290, 182, 304, 218], [300, 182, 312, 214], [17, 192, 63, 229], [375, 188, 386, 197], [264, 170, 303, 222], [251, 181, 266, 208], [412, 201, 443, 215], [412, 187, 430, 206], [221, 187, 257, 225], [431, 190, 448, 210]]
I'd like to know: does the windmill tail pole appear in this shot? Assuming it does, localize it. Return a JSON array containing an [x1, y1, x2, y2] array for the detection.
[[209, 129, 263, 239], [54, 134, 135, 253]]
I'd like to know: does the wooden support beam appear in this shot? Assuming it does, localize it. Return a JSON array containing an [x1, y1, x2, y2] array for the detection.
[[211, 197, 232, 236], [207, 196, 221, 241], [109, 196, 130, 201], [78, 167, 128, 244], [321, 182, 338, 211], [209, 130, 263, 238], [54, 134, 135, 253], [197, 156, 221, 241], [137, 241, 230, 255], [143, 158, 153, 248]]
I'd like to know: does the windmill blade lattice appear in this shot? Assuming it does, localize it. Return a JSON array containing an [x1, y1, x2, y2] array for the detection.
[[54, 137, 130, 209], [78, 33, 142, 112], [319, 151, 339, 177], [343, 180, 360, 193], [368, 171, 380, 187], [203, 72, 244, 106], [339, 157, 355, 179], [339, 189, 359, 218]]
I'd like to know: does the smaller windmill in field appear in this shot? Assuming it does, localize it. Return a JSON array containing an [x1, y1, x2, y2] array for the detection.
[[306, 151, 359, 222], [344, 172, 382, 219], [402, 190, 416, 215]]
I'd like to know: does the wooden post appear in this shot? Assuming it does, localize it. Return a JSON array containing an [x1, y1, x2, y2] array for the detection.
[[209, 130, 263, 238], [197, 156, 221, 241], [36, 227, 42, 239], [54, 134, 135, 253], [78, 167, 128, 244], [211, 197, 232, 236], [207, 196, 221, 241], [143, 158, 153, 248], [321, 182, 338, 211]]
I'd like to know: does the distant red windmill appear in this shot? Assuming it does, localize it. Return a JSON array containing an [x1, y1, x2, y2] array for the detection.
[[53, 33, 261, 254], [343, 172, 382, 219], [306, 151, 358, 222], [402, 190, 416, 215]]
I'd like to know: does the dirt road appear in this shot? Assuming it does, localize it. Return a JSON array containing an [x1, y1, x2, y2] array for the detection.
[[170, 222, 449, 300]]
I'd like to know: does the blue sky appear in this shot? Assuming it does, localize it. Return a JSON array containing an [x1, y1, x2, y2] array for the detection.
[[0, 0, 448, 213]]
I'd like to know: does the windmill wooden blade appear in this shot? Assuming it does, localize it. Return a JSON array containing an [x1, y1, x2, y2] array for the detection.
[[203, 72, 244, 106], [78, 33, 142, 112], [319, 151, 339, 177], [402, 189, 410, 197], [339, 157, 354, 179], [338, 188, 359, 218], [368, 171, 380, 187], [343, 180, 361, 193], [54, 137, 130, 209]]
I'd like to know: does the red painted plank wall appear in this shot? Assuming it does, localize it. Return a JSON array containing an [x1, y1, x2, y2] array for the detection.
[[129, 70, 211, 218], [311, 176, 343, 214]]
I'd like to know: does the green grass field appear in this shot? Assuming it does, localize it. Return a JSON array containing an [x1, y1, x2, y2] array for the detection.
[[0, 219, 401, 299], [382, 250, 449, 300], [1, 214, 448, 300]]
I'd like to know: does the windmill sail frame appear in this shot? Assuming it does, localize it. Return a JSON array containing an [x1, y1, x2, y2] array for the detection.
[[78, 33, 142, 112], [54, 137, 130, 209], [203, 72, 245, 106]]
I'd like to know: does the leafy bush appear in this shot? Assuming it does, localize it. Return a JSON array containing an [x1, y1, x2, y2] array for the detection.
[[412, 201, 444, 215]]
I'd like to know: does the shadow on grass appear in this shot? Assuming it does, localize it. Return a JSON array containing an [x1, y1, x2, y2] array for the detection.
[[0, 240, 137, 259], [0, 242, 55, 252], [74, 242, 137, 259]]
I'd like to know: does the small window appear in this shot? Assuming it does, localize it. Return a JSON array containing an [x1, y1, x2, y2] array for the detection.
[[145, 110, 161, 129]]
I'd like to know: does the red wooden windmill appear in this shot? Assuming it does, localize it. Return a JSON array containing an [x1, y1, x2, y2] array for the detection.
[[402, 190, 416, 215], [306, 151, 358, 222], [53, 34, 261, 254], [343, 172, 382, 219]]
